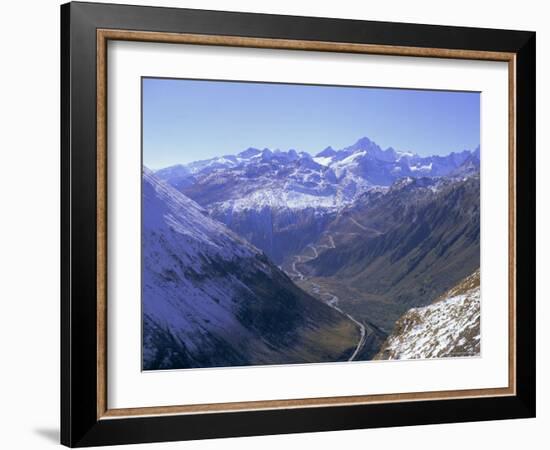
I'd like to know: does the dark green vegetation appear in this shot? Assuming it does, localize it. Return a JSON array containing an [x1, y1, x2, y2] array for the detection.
[[298, 176, 480, 333]]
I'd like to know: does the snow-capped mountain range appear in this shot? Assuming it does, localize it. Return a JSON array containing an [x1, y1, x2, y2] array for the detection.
[[154, 135, 480, 265], [156, 135, 480, 213]]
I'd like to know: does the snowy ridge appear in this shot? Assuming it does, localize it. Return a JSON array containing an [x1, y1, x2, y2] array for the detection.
[[156, 136, 479, 215], [213, 185, 345, 212], [374, 270, 480, 360], [142, 168, 359, 370], [143, 168, 273, 367], [143, 167, 259, 262]]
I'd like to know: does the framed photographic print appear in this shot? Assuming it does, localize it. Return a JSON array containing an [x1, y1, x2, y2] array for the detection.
[[60, 2, 536, 447]]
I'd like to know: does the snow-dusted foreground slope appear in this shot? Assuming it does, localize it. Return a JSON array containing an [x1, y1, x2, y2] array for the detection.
[[374, 270, 480, 360], [142, 169, 360, 370]]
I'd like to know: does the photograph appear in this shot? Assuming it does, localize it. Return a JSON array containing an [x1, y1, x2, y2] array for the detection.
[[141, 78, 481, 371]]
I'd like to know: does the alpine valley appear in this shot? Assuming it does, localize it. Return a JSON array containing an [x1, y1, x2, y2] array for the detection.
[[145, 136, 481, 370]]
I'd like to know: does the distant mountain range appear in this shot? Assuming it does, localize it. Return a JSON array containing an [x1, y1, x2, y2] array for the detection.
[[156, 136, 480, 212], [156, 136, 479, 265]]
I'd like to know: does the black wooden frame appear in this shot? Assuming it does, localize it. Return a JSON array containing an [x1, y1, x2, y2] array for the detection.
[[61, 1, 536, 447]]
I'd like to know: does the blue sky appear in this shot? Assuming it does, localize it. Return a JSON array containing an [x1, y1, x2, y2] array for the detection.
[[143, 78, 480, 169]]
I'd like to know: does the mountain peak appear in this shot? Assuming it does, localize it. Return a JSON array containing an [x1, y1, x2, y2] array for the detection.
[[238, 147, 261, 158], [347, 136, 372, 150], [287, 149, 299, 160], [343, 136, 383, 155], [316, 146, 337, 157], [354, 136, 373, 146]]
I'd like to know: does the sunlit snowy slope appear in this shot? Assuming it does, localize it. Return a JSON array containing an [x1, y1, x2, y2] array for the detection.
[[374, 270, 480, 360]]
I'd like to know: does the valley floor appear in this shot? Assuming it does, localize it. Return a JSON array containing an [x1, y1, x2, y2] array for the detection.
[[284, 232, 386, 361]]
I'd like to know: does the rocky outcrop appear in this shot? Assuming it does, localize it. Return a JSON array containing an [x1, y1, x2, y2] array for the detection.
[[374, 270, 480, 360]]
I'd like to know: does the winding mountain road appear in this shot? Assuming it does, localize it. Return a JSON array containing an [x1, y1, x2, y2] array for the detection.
[[289, 235, 369, 361], [349, 217, 383, 236]]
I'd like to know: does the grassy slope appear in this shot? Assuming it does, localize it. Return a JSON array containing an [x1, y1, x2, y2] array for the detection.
[[305, 177, 480, 333], [234, 259, 362, 365]]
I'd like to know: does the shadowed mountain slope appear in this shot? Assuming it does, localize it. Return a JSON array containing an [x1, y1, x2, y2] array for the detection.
[[142, 169, 360, 370], [299, 176, 480, 332]]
